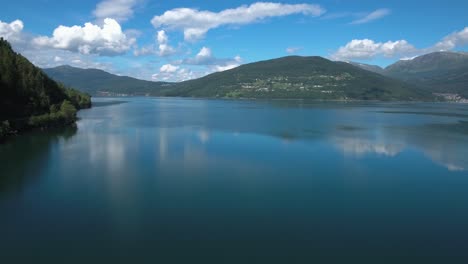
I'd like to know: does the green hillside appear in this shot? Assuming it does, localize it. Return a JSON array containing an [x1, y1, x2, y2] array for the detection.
[[43, 65, 171, 96], [0, 38, 91, 140], [162, 56, 433, 101]]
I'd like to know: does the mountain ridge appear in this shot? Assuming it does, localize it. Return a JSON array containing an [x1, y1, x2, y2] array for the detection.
[[159, 55, 432, 101], [43, 65, 171, 96], [350, 51, 468, 98]]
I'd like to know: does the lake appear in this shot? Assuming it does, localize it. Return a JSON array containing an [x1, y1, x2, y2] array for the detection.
[[1, 97, 468, 263]]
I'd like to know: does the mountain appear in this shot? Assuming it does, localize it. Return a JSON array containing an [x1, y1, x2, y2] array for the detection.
[[0, 38, 91, 140], [161, 56, 432, 101], [43, 65, 171, 96], [348, 62, 385, 75], [383, 51, 468, 97]]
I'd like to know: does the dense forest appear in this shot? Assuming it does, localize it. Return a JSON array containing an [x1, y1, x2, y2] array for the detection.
[[0, 38, 91, 140]]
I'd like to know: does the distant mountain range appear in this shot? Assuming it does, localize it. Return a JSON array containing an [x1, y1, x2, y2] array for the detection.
[[383, 52, 468, 98], [43, 51, 468, 101], [43, 65, 170, 96], [352, 51, 468, 98]]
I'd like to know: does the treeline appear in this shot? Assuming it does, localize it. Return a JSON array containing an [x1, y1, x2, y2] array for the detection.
[[0, 38, 91, 140]]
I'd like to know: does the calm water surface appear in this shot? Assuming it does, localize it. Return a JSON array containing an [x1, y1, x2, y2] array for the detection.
[[1, 97, 468, 263]]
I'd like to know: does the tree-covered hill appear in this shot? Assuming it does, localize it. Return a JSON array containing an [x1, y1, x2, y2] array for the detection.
[[0, 38, 91, 140], [160, 56, 433, 101], [43, 65, 171, 96]]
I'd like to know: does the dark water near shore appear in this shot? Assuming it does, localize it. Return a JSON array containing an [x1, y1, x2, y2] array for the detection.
[[1, 97, 468, 263]]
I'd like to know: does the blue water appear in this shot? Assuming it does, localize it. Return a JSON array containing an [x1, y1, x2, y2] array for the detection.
[[1, 97, 468, 263]]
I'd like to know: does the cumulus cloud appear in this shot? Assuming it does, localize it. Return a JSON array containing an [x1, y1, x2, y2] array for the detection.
[[183, 46, 241, 70], [0, 19, 24, 43], [160, 63, 179, 73], [133, 30, 176, 57], [350, 8, 390, 24], [332, 39, 416, 60], [93, 0, 141, 23], [151, 2, 325, 41], [332, 26, 468, 61], [156, 30, 176, 56], [184, 46, 213, 64], [33, 18, 135, 56], [433, 27, 468, 51]]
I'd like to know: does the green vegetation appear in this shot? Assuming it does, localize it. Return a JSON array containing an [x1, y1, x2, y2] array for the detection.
[[28, 100, 77, 128], [0, 38, 91, 141], [43, 65, 170, 96], [158, 56, 433, 101]]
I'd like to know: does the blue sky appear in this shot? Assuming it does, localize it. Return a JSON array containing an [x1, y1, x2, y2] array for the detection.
[[1, 0, 467, 81]]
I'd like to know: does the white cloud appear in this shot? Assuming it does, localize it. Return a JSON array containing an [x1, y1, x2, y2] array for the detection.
[[380, 40, 416, 57], [156, 30, 176, 56], [332, 26, 468, 61], [332, 39, 416, 60], [160, 63, 179, 73], [151, 2, 325, 41], [93, 0, 141, 23], [0, 19, 24, 43], [183, 46, 241, 69], [433, 27, 468, 51], [286, 47, 302, 54], [133, 30, 176, 57], [197, 46, 211, 58], [351, 8, 390, 24], [33, 18, 135, 56], [152, 67, 203, 82], [186, 46, 213, 64], [156, 30, 168, 44]]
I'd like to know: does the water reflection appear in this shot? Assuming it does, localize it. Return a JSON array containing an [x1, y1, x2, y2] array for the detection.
[[0, 126, 77, 196], [331, 121, 468, 171], [333, 137, 404, 157]]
